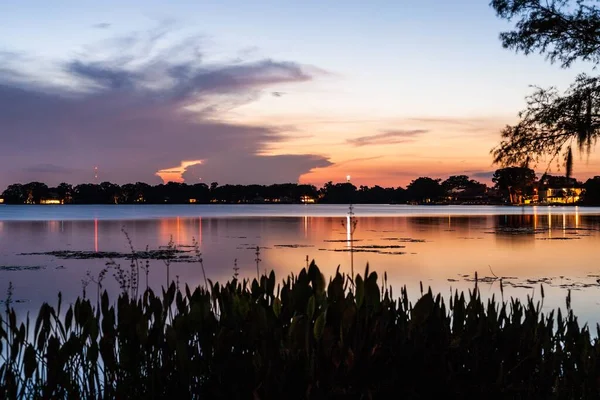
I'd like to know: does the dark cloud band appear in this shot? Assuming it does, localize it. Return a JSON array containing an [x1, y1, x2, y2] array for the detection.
[[0, 28, 331, 187]]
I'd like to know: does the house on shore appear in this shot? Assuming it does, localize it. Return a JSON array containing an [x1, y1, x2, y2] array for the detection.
[[300, 195, 316, 203], [39, 192, 64, 205], [539, 186, 584, 204], [537, 175, 584, 204]]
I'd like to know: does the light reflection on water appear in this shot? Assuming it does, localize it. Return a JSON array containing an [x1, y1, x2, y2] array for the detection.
[[0, 205, 599, 326]]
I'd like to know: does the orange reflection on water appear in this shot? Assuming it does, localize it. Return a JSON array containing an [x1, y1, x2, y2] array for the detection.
[[4, 212, 600, 325], [159, 218, 181, 245], [157, 217, 207, 247], [240, 214, 600, 292], [304, 215, 308, 238], [24, 213, 593, 288], [48, 221, 59, 233]]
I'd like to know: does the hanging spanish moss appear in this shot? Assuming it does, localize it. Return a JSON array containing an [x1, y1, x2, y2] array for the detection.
[[565, 146, 573, 178]]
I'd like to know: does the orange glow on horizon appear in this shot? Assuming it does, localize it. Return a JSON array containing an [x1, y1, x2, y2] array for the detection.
[[148, 115, 600, 188], [156, 160, 203, 183]]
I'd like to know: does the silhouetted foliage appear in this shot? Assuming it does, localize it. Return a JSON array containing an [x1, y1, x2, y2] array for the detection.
[[442, 175, 472, 192], [356, 185, 394, 204], [442, 175, 487, 202], [539, 173, 579, 188], [0, 176, 544, 205], [406, 177, 444, 203], [20, 182, 49, 204], [56, 183, 73, 203], [1, 184, 27, 204], [492, 75, 600, 174], [2, 182, 323, 205], [73, 184, 105, 204], [1, 264, 599, 398], [491, 0, 600, 68], [491, 1, 600, 175], [492, 167, 537, 203], [319, 181, 357, 203], [583, 175, 600, 204]]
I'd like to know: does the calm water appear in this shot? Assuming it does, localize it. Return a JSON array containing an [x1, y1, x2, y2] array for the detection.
[[1, 205, 600, 326]]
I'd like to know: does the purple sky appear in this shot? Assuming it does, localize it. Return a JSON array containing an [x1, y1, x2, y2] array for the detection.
[[1, 1, 597, 188], [0, 27, 332, 187]]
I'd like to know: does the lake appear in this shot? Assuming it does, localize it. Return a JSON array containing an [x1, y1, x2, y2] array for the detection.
[[1, 204, 600, 326]]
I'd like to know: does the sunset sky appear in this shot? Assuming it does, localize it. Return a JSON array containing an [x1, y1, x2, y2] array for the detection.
[[1, 0, 598, 188]]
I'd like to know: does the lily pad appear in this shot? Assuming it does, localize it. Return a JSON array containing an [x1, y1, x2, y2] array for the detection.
[[0, 265, 45, 271]]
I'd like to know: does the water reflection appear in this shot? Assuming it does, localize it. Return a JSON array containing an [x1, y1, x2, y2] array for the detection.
[[1, 211, 600, 325], [94, 218, 98, 252]]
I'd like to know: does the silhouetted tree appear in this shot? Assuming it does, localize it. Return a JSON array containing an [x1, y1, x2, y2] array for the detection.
[[443, 175, 487, 203], [134, 182, 152, 202], [539, 174, 578, 188], [56, 183, 73, 204], [100, 182, 121, 204], [120, 184, 137, 203], [1, 184, 26, 204], [393, 187, 407, 204], [491, 0, 600, 176], [356, 185, 396, 204], [0, 179, 484, 205], [73, 184, 103, 204], [162, 182, 189, 203], [22, 182, 49, 204], [320, 181, 357, 204], [582, 176, 600, 205], [406, 177, 443, 203], [492, 167, 536, 204], [190, 183, 210, 203], [491, 0, 600, 67], [293, 184, 319, 200], [442, 175, 471, 193], [492, 75, 600, 177]]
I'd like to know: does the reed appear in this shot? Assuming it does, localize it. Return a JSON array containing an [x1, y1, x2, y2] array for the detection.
[[1, 263, 599, 399]]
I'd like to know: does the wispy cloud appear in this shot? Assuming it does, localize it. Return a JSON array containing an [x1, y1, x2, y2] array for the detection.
[[407, 117, 487, 126], [92, 23, 111, 29], [336, 156, 383, 166], [464, 170, 495, 179], [407, 116, 508, 136], [347, 129, 428, 147]]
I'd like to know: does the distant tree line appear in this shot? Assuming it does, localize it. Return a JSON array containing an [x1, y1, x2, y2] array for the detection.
[[0, 176, 486, 205], [1, 169, 600, 205]]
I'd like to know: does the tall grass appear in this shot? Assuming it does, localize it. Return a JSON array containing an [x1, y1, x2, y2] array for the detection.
[[1, 263, 600, 399]]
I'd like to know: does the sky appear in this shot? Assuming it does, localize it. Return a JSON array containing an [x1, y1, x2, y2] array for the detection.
[[1, 0, 599, 189]]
